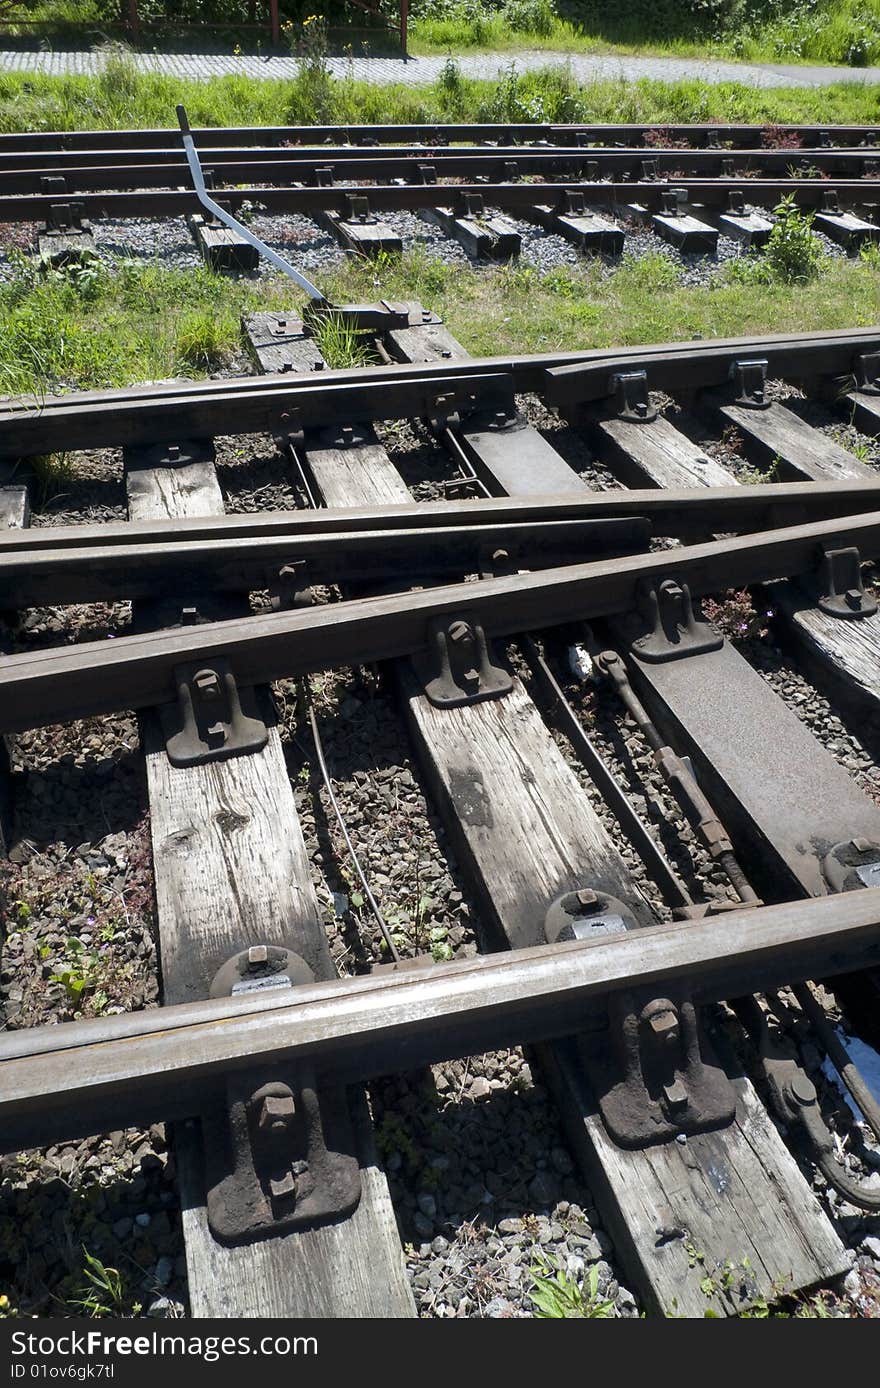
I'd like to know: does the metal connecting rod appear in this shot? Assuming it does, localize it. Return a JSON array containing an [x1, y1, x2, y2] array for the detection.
[[176, 104, 324, 302], [597, 649, 761, 908]]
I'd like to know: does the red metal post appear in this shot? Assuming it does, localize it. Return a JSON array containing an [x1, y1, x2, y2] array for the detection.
[[400, 0, 408, 55]]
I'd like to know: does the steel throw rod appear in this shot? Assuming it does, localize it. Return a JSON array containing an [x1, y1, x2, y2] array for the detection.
[[176, 103, 325, 302]]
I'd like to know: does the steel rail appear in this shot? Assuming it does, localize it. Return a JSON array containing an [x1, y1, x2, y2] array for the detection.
[[0, 122, 877, 154], [1, 329, 877, 459], [2, 890, 879, 1154], [5, 146, 878, 194], [0, 516, 650, 608], [2, 141, 874, 170], [3, 510, 880, 734], [1, 481, 875, 556], [2, 177, 878, 223]]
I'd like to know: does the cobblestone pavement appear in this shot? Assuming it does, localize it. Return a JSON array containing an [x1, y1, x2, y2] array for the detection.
[[2, 45, 880, 88]]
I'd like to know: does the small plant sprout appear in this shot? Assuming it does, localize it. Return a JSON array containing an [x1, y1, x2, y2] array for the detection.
[[702, 589, 773, 643], [528, 1255, 616, 1318], [311, 311, 376, 369], [29, 452, 75, 507], [69, 1249, 127, 1318]]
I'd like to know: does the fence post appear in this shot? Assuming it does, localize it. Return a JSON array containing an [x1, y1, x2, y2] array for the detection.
[[400, 0, 408, 55], [124, 0, 141, 42], [269, 0, 280, 45]]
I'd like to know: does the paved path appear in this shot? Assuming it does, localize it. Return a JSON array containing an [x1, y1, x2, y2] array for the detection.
[[3, 46, 880, 88]]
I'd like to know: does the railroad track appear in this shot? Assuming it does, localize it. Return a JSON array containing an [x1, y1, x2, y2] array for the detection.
[[5, 121, 880, 272], [3, 120, 880, 151], [3, 306, 880, 1319]]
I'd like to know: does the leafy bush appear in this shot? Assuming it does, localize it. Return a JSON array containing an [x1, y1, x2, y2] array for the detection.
[[410, 0, 493, 44], [475, 60, 589, 122], [502, 0, 555, 35], [286, 14, 336, 123], [731, 195, 825, 285]]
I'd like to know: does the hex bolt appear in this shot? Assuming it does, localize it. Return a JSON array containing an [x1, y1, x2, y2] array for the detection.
[[575, 888, 599, 909], [648, 1010, 679, 1040], [659, 579, 683, 601], [193, 669, 221, 703], [663, 1078, 688, 1111], [846, 589, 864, 611], [257, 1093, 296, 1138], [642, 998, 680, 1045], [246, 944, 269, 971], [269, 1171, 297, 1200]]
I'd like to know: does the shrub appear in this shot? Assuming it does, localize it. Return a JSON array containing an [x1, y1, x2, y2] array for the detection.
[[502, 0, 555, 36], [731, 195, 825, 285]]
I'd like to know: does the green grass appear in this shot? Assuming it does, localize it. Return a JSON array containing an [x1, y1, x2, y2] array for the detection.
[[7, 0, 880, 67], [311, 310, 378, 368], [0, 255, 290, 395], [9, 0, 880, 67], [408, 0, 880, 67], [3, 239, 880, 401], [319, 242, 880, 358], [0, 0, 104, 40], [4, 58, 880, 136]]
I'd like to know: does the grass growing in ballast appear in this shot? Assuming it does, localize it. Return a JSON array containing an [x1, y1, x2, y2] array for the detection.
[[318, 236, 880, 358], [2, 214, 880, 400], [0, 255, 287, 396]]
